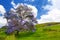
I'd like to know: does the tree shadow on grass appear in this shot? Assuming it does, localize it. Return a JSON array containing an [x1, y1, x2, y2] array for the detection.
[[15, 31, 35, 38]]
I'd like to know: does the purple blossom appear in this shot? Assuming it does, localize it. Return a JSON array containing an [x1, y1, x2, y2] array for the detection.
[[4, 4, 37, 34], [6, 28, 14, 34]]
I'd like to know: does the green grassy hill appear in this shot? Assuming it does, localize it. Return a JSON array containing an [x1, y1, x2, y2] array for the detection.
[[0, 22, 60, 40]]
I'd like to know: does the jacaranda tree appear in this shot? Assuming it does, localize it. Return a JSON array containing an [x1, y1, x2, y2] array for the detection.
[[4, 4, 37, 35]]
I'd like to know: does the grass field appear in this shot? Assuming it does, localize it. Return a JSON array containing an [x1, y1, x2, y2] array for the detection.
[[0, 22, 60, 40]]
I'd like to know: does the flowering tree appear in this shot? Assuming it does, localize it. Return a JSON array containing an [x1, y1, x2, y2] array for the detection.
[[4, 4, 37, 34]]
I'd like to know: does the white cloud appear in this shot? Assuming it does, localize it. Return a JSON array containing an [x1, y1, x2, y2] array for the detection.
[[0, 5, 6, 15], [11, 0, 17, 9], [27, 4, 38, 17], [0, 5, 7, 28], [48, 0, 51, 2], [11, 1, 38, 17], [0, 17, 7, 28], [38, 0, 60, 24]]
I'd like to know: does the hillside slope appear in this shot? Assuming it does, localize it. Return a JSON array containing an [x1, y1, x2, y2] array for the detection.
[[0, 22, 60, 40]]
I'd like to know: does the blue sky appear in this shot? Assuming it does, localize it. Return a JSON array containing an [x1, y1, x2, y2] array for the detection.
[[0, 0, 50, 19]]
